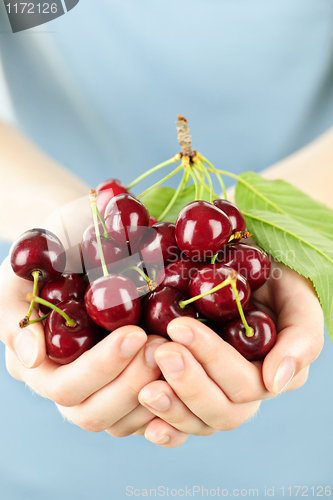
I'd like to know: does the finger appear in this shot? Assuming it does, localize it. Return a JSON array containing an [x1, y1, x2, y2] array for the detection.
[[6, 326, 150, 407], [258, 263, 325, 394], [154, 342, 261, 431], [166, 317, 271, 403], [105, 405, 155, 437], [144, 418, 190, 448], [57, 338, 167, 432], [0, 257, 46, 368], [139, 380, 214, 435]]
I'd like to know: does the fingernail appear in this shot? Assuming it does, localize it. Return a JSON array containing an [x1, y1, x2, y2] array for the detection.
[[142, 392, 171, 412], [155, 352, 184, 378], [167, 325, 194, 346], [120, 331, 147, 358], [145, 339, 167, 368], [14, 329, 38, 368], [273, 357, 297, 394], [146, 432, 170, 445]]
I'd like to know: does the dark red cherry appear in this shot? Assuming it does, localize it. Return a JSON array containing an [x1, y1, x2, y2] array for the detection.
[[175, 201, 232, 261], [104, 193, 150, 247], [156, 257, 204, 293], [96, 179, 129, 218], [45, 300, 102, 365], [213, 199, 246, 233], [84, 274, 141, 331], [139, 286, 197, 338], [81, 222, 129, 276], [40, 273, 87, 314], [216, 243, 270, 291], [220, 310, 277, 361], [10, 228, 66, 283], [188, 264, 251, 322], [138, 222, 181, 267]]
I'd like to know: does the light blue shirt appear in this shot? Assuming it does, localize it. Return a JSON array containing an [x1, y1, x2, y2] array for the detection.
[[0, 2, 333, 499]]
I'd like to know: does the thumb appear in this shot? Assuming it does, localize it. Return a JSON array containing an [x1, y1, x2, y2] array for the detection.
[[0, 257, 47, 368]]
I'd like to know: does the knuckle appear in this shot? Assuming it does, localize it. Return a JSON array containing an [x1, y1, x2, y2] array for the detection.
[[106, 426, 132, 438], [48, 382, 78, 408], [74, 412, 106, 433]]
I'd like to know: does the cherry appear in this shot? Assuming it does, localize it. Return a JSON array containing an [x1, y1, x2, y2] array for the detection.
[[213, 199, 246, 233], [81, 222, 129, 276], [188, 264, 251, 321], [104, 193, 150, 247], [175, 201, 232, 261], [219, 309, 277, 361], [140, 286, 197, 338], [84, 274, 141, 331], [40, 273, 87, 314], [45, 300, 102, 365], [138, 222, 181, 267], [156, 256, 204, 293], [10, 228, 66, 283], [216, 242, 270, 291], [96, 178, 129, 218]]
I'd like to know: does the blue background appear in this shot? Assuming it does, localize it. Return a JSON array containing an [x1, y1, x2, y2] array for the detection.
[[0, 1, 333, 498]]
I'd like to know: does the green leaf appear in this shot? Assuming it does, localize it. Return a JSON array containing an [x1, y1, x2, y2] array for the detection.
[[141, 185, 211, 223], [235, 171, 333, 240], [239, 208, 333, 341]]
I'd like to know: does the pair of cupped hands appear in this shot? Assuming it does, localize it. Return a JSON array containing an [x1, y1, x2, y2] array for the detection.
[[1, 251, 324, 448], [0, 194, 325, 448]]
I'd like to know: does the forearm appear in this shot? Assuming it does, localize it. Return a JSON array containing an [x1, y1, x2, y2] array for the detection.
[[259, 127, 333, 209], [0, 121, 89, 242]]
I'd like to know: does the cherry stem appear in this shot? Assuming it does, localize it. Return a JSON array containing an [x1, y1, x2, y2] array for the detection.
[[186, 165, 200, 200], [137, 164, 184, 200], [229, 278, 254, 337], [20, 270, 40, 327], [96, 207, 110, 239], [26, 294, 77, 328], [28, 313, 49, 325], [228, 231, 252, 243], [126, 156, 180, 191], [197, 160, 215, 203], [89, 190, 109, 277], [179, 275, 233, 309], [158, 169, 187, 222], [198, 154, 228, 200], [211, 253, 218, 265], [26, 270, 40, 319], [120, 266, 150, 283]]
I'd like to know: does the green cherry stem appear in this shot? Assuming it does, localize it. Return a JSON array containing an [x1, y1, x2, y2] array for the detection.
[[197, 160, 215, 203], [26, 294, 77, 327], [137, 164, 184, 200], [126, 156, 180, 191], [28, 313, 49, 325], [198, 154, 228, 200], [186, 165, 200, 200], [89, 190, 109, 277], [179, 275, 233, 309], [120, 266, 150, 283], [158, 169, 187, 222], [96, 206, 110, 239], [19, 270, 40, 328], [229, 275, 254, 338]]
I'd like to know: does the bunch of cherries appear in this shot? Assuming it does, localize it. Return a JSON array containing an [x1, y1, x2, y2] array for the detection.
[[10, 177, 276, 365]]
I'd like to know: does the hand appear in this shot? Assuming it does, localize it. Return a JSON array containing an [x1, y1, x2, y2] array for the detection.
[[1, 256, 167, 436], [137, 261, 324, 448]]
